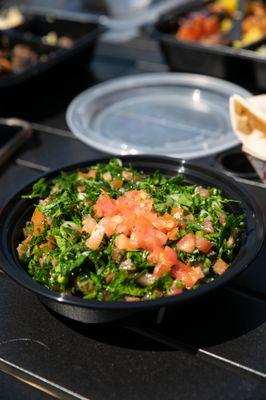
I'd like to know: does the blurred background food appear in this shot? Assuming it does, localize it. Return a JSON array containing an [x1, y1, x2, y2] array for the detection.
[[176, 0, 266, 48], [0, 7, 24, 29]]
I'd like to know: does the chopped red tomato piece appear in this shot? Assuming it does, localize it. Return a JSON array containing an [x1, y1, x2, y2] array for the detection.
[[195, 186, 209, 197], [153, 246, 178, 278], [115, 234, 137, 251], [17, 235, 32, 258], [94, 194, 118, 218], [153, 254, 172, 278], [112, 179, 123, 189], [176, 233, 196, 253], [171, 261, 204, 289], [164, 246, 178, 265], [212, 259, 229, 275], [195, 235, 212, 253], [167, 227, 179, 241], [31, 207, 45, 236], [82, 215, 97, 234], [171, 206, 184, 219], [125, 296, 141, 302], [86, 225, 105, 250], [99, 215, 123, 237], [147, 246, 162, 264], [153, 213, 177, 232], [202, 216, 214, 233], [40, 241, 56, 250], [78, 169, 96, 179]]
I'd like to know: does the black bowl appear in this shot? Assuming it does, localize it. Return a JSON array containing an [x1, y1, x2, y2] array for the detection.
[[0, 156, 264, 323]]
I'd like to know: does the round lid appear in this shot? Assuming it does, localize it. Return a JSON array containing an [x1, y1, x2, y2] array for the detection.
[[66, 73, 251, 159]]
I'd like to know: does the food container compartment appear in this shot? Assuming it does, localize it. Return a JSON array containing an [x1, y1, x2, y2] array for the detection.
[[11, 15, 97, 48], [245, 152, 266, 183], [216, 149, 261, 181], [0, 33, 57, 78], [242, 38, 266, 91], [0, 19, 103, 119], [148, 0, 266, 91]]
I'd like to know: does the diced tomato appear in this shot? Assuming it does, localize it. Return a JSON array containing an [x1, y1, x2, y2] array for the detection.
[[86, 225, 105, 250], [124, 296, 141, 302], [78, 169, 96, 179], [147, 246, 162, 263], [171, 261, 204, 289], [153, 213, 177, 232], [153, 254, 172, 278], [171, 206, 184, 220], [122, 171, 133, 181], [178, 24, 200, 41], [203, 15, 219, 36], [111, 247, 120, 260], [94, 195, 118, 218], [195, 186, 209, 197], [103, 172, 112, 182], [164, 246, 178, 265], [31, 207, 45, 236], [177, 15, 218, 42], [202, 216, 214, 233], [135, 198, 153, 216], [176, 233, 196, 253], [186, 267, 204, 289], [132, 227, 167, 252], [17, 235, 32, 258], [115, 234, 137, 251], [82, 215, 97, 234], [99, 215, 123, 237], [170, 260, 189, 279], [212, 259, 229, 275], [116, 190, 152, 215], [153, 246, 178, 278], [167, 227, 179, 241], [40, 241, 56, 250], [195, 235, 212, 253], [116, 196, 129, 214], [112, 179, 123, 189], [115, 212, 136, 236]]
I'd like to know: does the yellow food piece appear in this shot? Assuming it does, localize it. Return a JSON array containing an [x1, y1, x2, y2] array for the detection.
[[220, 18, 233, 33], [216, 0, 237, 14], [234, 27, 264, 48]]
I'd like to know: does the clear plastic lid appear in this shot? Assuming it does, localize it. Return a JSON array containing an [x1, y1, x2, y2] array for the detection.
[[66, 73, 251, 159]]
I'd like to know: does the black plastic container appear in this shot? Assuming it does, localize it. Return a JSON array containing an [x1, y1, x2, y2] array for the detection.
[[0, 16, 103, 119], [0, 156, 264, 324], [149, 0, 266, 92], [13, 15, 98, 44], [216, 149, 261, 181]]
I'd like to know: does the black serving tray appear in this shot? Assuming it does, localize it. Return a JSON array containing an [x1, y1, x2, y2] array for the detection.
[[0, 17, 103, 118], [11, 15, 98, 44], [148, 0, 266, 92]]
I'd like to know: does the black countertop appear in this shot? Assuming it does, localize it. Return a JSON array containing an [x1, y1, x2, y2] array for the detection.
[[0, 33, 265, 400]]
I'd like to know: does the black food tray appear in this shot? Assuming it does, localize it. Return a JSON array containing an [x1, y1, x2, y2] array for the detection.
[[0, 17, 103, 118], [148, 0, 266, 92], [10, 15, 98, 44]]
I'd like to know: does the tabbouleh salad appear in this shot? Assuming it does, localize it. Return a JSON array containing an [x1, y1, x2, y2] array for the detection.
[[17, 159, 244, 302]]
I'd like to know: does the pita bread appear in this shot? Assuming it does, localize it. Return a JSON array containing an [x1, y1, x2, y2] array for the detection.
[[229, 94, 266, 161]]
